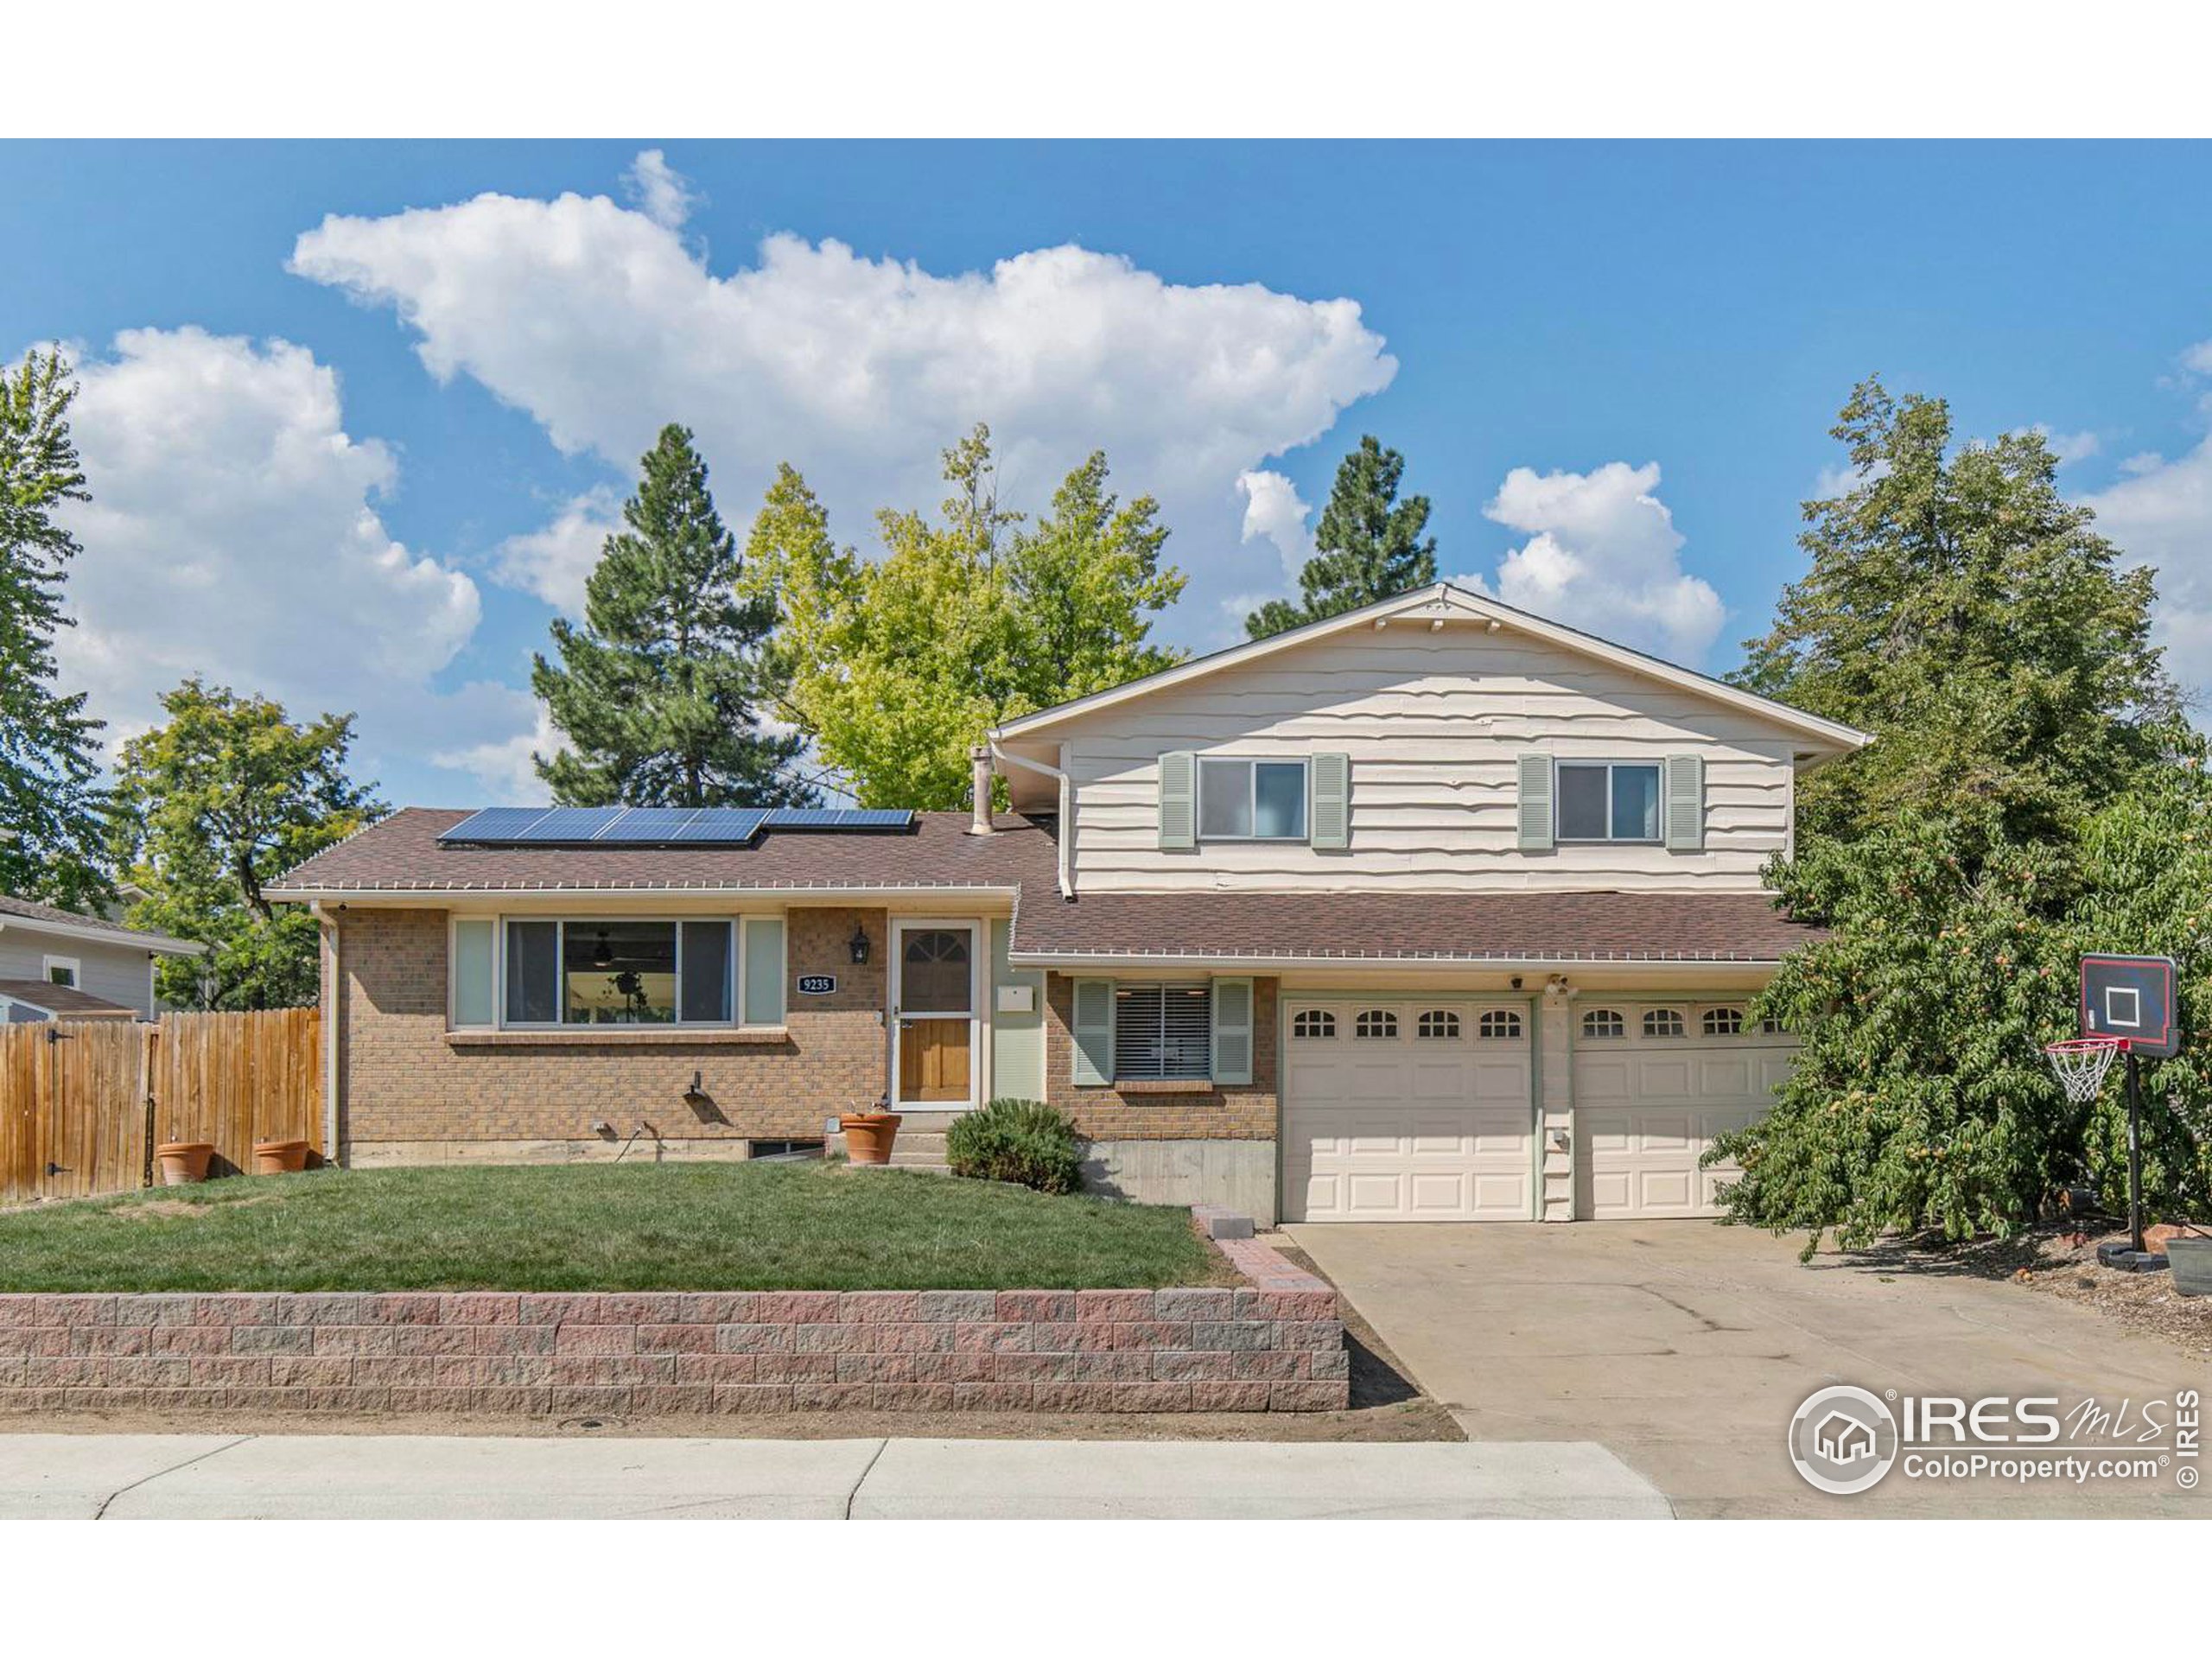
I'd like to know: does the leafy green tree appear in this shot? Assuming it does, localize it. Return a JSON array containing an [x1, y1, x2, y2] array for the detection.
[[750, 424, 1185, 808], [1735, 378, 2180, 849], [534, 424, 810, 807], [1713, 378, 2203, 1255], [111, 680, 385, 1009], [1715, 813, 2081, 1255], [1245, 435, 1436, 639], [0, 349, 110, 908], [2068, 751, 2212, 1217]]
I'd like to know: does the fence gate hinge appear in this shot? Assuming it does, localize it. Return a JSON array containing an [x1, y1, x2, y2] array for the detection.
[[46, 1162, 71, 1177]]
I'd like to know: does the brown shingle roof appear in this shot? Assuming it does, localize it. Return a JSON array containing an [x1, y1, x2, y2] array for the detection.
[[1009, 888, 1820, 965], [0, 979, 137, 1017], [268, 808, 1059, 894], [270, 807, 1816, 965]]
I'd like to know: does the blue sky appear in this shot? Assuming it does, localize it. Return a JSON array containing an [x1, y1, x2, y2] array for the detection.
[[5, 140, 2209, 804]]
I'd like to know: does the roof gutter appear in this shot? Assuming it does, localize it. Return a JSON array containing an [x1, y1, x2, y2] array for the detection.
[[0, 916, 205, 957], [988, 741, 1073, 899], [1005, 950, 1791, 974], [266, 884, 1025, 906]]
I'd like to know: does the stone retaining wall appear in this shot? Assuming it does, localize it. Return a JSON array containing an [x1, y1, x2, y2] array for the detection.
[[0, 1231, 1347, 1417]]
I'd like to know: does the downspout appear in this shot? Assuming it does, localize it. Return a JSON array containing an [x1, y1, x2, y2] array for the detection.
[[311, 901, 342, 1166], [988, 740, 1074, 899]]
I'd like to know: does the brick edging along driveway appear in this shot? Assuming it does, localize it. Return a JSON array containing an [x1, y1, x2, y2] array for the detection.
[[0, 1217, 1349, 1417]]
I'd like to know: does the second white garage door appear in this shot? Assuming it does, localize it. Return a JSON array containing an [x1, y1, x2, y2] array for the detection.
[[1282, 998, 1535, 1223], [1573, 1001, 1796, 1219]]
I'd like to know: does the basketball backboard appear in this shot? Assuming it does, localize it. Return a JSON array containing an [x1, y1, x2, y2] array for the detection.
[[2079, 954, 2179, 1058]]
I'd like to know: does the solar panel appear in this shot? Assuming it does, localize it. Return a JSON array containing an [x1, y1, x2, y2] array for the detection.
[[438, 807, 551, 843], [761, 807, 915, 830], [665, 808, 768, 843], [438, 804, 908, 846], [593, 807, 702, 841], [524, 806, 626, 842]]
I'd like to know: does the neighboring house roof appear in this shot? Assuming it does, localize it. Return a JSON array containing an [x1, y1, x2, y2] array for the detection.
[[267, 808, 1060, 896], [992, 582, 1872, 757], [1007, 888, 1821, 968], [0, 978, 138, 1018], [0, 892, 203, 956]]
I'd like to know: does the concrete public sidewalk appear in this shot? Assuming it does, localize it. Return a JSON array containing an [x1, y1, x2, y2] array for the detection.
[[0, 1433, 1670, 1520]]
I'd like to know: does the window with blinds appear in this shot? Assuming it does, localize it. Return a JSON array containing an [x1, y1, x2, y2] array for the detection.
[[1114, 982, 1212, 1081]]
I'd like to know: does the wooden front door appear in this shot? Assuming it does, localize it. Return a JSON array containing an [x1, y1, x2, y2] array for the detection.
[[894, 925, 976, 1107]]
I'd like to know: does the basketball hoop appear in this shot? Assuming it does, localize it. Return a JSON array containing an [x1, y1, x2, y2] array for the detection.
[[2044, 1036, 2126, 1104]]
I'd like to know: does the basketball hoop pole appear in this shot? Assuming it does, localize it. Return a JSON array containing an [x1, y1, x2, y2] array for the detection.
[[2125, 1050, 2146, 1257]]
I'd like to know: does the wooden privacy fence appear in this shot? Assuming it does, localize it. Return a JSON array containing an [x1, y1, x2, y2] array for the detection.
[[0, 1008, 321, 1205]]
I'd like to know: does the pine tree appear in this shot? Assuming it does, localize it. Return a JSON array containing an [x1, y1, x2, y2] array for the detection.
[[533, 424, 810, 807], [0, 348, 109, 909], [1245, 435, 1437, 639]]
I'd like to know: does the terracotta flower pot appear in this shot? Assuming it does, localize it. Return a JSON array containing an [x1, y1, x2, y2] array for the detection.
[[252, 1138, 312, 1175], [840, 1112, 903, 1166], [156, 1141, 216, 1185]]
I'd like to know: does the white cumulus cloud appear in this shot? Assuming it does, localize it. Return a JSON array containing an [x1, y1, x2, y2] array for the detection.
[[1235, 467, 1314, 581], [492, 486, 622, 616], [2079, 439, 2212, 712], [1457, 461, 1725, 666], [622, 149, 698, 232], [287, 184, 1395, 637], [43, 326, 532, 797]]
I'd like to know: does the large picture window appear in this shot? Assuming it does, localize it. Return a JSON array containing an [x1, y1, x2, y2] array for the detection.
[[1556, 761, 1661, 842], [1114, 982, 1212, 1081], [1198, 758, 1307, 841], [497, 918, 738, 1027]]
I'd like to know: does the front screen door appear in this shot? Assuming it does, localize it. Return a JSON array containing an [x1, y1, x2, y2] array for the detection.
[[894, 923, 976, 1106]]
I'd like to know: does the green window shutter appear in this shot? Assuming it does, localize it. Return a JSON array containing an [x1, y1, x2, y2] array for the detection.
[[1071, 977, 1116, 1085], [1663, 753, 1706, 851], [1309, 753, 1351, 849], [1158, 752, 1195, 849], [1516, 753, 1554, 851], [1211, 977, 1254, 1084], [451, 918, 495, 1027]]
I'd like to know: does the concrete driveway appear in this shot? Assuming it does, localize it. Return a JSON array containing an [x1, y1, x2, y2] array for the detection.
[[1291, 1221, 2212, 1517]]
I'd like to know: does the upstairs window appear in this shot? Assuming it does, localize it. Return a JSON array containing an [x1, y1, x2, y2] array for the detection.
[[1198, 758, 1307, 841], [44, 957, 79, 989], [1556, 762, 1662, 842], [1115, 982, 1212, 1081]]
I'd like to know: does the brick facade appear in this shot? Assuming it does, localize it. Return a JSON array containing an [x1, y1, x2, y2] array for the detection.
[[1043, 973, 1279, 1141], [336, 906, 891, 1154], [0, 1235, 1348, 1416]]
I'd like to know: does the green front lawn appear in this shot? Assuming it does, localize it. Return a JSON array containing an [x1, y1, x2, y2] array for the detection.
[[0, 1163, 1231, 1293]]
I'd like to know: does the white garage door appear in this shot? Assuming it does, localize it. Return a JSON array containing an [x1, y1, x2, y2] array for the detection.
[[1573, 1001, 1796, 1219], [1283, 998, 1535, 1223]]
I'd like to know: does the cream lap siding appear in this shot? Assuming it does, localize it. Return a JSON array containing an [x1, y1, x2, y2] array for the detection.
[[1057, 630, 1796, 894]]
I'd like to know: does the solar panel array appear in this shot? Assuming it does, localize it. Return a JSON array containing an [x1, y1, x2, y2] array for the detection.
[[436, 805, 914, 846]]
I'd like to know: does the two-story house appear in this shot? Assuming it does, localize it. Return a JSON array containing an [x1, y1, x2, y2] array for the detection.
[[270, 582, 1866, 1224]]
